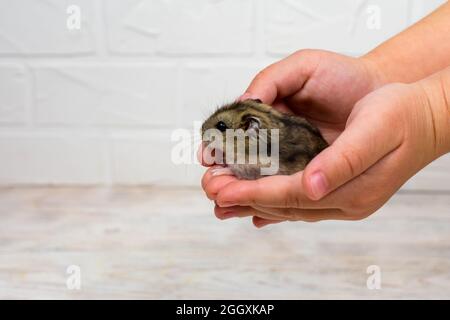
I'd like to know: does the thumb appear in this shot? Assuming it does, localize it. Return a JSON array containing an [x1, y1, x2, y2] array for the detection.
[[239, 50, 320, 104], [302, 109, 402, 200]]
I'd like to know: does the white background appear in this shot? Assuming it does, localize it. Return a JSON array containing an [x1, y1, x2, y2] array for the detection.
[[0, 0, 448, 188]]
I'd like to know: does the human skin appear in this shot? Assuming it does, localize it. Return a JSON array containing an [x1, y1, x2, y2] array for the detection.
[[200, 2, 450, 227], [202, 67, 450, 226]]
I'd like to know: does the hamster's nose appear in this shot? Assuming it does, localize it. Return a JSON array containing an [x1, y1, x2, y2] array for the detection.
[[198, 142, 222, 167], [197, 142, 213, 167]]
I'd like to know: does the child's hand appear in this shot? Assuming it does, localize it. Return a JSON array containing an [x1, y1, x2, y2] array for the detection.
[[199, 49, 385, 168], [238, 49, 386, 144], [201, 68, 450, 227]]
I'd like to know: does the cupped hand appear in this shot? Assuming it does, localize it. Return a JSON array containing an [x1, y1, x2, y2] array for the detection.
[[238, 49, 386, 142], [202, 80, 446, 227], [200, 49, 388, 226]]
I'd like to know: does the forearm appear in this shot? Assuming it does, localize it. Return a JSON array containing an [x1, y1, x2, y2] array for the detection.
[[416, 66, 450, 158], [362, 1, 450, 85]]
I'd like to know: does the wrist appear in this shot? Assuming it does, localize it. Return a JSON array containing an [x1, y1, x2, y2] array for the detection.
[[415, 67, 450, 158], [359, 53, 391, 90]]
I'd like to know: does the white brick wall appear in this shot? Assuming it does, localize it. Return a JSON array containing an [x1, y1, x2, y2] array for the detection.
[[0, 0, 448, 189], [265, 0, 410, 55], [34, 63, 178, 126], [105, 0, 254, 54], [0, 0, 94, 54], [0, 131, 108, 184], [0, 64, 29, 124]]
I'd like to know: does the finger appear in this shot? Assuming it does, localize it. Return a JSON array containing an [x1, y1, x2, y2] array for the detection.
[[314, 135, 409, 217], [252, 216, 284, 228], [202, 167, 238, 200], [214, 205, 285, 221], [238, 94, 294, 114], [215, 173, 330, 209], [253, 205, 345, 222], [216, 201, 345, 222], [302, 102, 403, 200], [240, 50, 321, 104], [272, 100, 295, 114]]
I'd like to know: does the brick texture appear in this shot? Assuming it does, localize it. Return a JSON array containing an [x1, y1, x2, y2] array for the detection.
[[34, 64, 177, 126], [110, 130, 204, 185], [0, 132, 108, 184], [105, 0, 254, 54], [265, 0, 409, 55], [0, 64, 29, 124], [0, 0, 93, 54], [0, 0, 448, 188], [181, 63, 268, 127]]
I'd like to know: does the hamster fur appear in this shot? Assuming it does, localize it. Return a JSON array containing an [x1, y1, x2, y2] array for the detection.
[[201, 99, 328, 180]]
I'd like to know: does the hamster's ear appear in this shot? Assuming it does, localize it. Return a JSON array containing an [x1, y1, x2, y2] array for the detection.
[[242, 115, 261, 137], [245, 98, 262, 104]]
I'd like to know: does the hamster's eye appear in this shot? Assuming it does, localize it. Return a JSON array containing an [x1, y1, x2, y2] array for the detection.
[[215, 121, 228, 132]]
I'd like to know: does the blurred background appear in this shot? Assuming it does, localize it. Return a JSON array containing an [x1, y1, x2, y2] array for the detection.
[[0, 0, 449, 299]]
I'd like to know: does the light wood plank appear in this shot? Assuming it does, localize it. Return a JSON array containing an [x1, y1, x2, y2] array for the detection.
[[0, 186, 449, 299]]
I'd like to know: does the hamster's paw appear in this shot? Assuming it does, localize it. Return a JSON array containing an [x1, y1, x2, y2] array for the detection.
[[211, 166, 234, 177]]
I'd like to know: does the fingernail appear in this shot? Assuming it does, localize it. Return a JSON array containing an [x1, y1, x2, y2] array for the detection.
[[237, 92, 260, 102], [220, 202, 237, 208], [218, 201, 235, 208], [309, 171, 328, 200]]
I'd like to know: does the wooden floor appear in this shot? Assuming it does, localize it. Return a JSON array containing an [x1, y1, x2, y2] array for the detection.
[[0, 186, 449, 299]]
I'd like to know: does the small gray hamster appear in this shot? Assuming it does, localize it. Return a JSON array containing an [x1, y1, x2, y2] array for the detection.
[[201, 99, 328, 180]]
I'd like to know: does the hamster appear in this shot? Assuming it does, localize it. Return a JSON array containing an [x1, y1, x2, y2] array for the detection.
[[201, 99, 328, 180]]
